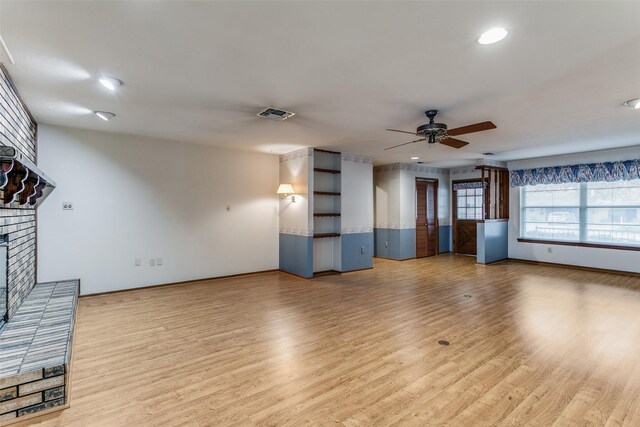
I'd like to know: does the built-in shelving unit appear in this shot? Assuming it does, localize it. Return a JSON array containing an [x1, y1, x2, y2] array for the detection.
[[312, 149, 342, 274]]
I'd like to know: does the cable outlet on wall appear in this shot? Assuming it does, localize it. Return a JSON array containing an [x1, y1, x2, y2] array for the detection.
[[62, 201, 74, 210], [149, 258, 156, 267], [134, 258, 141, 267], [156, 257, 163, 266]]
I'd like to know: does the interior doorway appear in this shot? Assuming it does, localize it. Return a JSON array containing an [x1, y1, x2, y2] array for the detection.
[[416, 178, 438, 258], [452, 179, 484, 255]]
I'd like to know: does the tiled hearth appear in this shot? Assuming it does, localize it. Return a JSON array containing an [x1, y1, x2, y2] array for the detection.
[[0, 280, 79, 423]]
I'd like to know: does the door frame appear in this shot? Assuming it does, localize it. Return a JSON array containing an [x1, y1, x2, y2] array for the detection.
[[415, 177, 439, 257], [452, 178, 484, 255]]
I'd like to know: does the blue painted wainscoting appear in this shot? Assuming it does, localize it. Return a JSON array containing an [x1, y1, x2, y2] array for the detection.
[[477, 221, 508, 264], [341, 233, 374, 271], [375, 226, 452, 259], [373, 228, 416, 260], [279, 234, 313, 278], [438, 225, 452, 254]]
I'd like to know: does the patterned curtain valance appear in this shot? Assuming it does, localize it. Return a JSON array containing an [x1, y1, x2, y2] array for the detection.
[[510, 159, 640, 187], [453, 181, 488, 191]]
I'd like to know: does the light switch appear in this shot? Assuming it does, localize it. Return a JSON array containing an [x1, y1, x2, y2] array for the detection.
[[156, 257, 163, 266], [149, 258, 156, 267], [134, 258, 141, 267]]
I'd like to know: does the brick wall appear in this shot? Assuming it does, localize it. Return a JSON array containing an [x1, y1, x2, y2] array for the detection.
[[0, 366, 66, 422], [0, 65, 38, 321]]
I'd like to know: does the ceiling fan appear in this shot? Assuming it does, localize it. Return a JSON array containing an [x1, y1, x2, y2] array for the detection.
[[385, 110, 496, 150]]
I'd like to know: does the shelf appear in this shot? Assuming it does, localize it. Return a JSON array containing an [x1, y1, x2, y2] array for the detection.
[[314, 213, 341, 217], [313, 233, 341, 239], [314, 168, 341, 174], [314, 191, 341, 196]]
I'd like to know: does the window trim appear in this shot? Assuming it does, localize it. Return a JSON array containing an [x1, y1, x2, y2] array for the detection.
[[519, 181, 640, 250], [516, 238, 640, 252]]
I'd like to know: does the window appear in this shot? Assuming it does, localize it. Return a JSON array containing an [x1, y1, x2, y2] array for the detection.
[[456, 187, 483, 220], [520, 180, 640, 247]]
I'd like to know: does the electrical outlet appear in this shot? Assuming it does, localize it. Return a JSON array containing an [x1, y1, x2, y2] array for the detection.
[[385, 241, 389, 248], [156, 257, 163, 266], [547, 247, 553, 253], [361, 246, 365, 254], [134, 258, 141, 267], [62, 202, 74, 210], [149, 258, 156, 267]]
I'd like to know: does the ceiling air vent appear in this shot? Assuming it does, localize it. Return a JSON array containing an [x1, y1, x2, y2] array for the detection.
[[257, 107, 295, 121]]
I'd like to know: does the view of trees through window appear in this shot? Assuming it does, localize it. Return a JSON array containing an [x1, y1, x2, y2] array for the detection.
[[521, 180, 640, 246]]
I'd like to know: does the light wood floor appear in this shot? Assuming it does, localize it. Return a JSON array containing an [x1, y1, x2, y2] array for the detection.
[[14, 255, 640, 426]]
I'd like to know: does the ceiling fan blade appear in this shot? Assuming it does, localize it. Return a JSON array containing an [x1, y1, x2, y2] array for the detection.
[[440, 137, 469, 149], [384, 138, 427, 150], [447, 121, 496, 136], [386, 128, 418, 136]]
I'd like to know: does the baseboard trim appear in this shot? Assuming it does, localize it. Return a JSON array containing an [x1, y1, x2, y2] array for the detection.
[[373, 256, 415, 261], [278, 270, 313, 280], [507, 258, 640, 277], [79, 269, 280, 298], [313, 270, 342, 277], [340, 267, 374, 273]]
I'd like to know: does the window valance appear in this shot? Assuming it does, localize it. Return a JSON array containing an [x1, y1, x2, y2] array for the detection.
[[453, 181, 488, 191], [509, 159, 640, 187]]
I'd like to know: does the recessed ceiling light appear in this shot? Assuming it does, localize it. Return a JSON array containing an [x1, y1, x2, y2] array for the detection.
[[483, 152, 495, 156], [411, 156, 420, 160], [98, 76, 124, 91], [478, 27, 508, 45], [623, 98, 640, 109], [95, 111, 116, 121]]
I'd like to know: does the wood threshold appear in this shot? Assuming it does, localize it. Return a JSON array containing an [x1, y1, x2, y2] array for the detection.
[[79, 269, 279, 298], [314, 168, 341, 174], [517, 238, 640, 252], [508, 258, 640, 277]]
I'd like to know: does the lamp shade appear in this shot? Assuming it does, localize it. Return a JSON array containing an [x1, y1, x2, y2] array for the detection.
[[277, 184, 295, 195]]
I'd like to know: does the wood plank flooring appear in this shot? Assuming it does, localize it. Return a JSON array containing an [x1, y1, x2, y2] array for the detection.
[[12, 255, 640, 426]]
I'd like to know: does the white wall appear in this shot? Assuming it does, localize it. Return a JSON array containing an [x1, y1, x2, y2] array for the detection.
[[37, 124, 280, 294], [508, 146, 640, 273], [341, 155, 373, 233], [279, 148, 312, 236], [399, 167, 451, 227], [374, 167, 402, 228]]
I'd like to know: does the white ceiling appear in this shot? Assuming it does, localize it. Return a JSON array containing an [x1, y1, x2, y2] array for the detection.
[[1, 1, 639, 166]]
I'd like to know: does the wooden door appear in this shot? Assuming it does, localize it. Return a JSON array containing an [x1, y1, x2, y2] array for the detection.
[[454, 221, 477, 255], [416, 180, 438, 258], [453, 181, 483, 255]]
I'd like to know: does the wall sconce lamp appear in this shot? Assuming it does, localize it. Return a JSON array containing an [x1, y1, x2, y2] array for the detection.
[[277, 183, 296, 202]]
